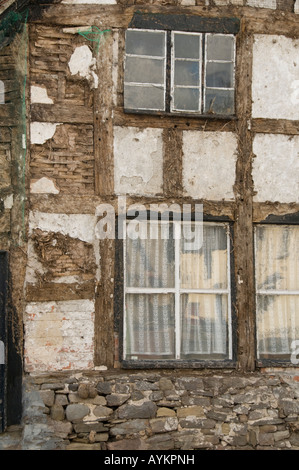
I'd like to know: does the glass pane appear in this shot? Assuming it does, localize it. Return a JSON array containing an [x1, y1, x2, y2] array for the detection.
[[255, 225, 299, 291], [126, 30, 166, 57], [174, 60, 200, 86], [257, 295, 299, 358], [206, 34, 235, 61], [180, 293, 229, 359], [204, 89, 235, 115], [126, 222, 175, 288], [180, 224, 228, 289], [174, 33, 200, 59], [125, 294, 175, 359], [206, 62, 234, 88], [125, 57, 165, 84], [173, 88, 200, 112], [124, 85, 165, 111]]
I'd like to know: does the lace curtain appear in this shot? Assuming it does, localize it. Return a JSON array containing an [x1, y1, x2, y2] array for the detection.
[[255, 225, 299, 358]]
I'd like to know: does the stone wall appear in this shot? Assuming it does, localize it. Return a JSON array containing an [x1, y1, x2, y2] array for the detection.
[[0, 370, 297, 450]]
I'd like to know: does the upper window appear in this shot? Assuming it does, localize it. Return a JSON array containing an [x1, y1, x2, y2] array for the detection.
[[255, 224, 299, 363], [122, 219, 234, 366], [124, 28, 236, 116]]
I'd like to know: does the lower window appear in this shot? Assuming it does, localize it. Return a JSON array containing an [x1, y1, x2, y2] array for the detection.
[[122, 220, 234, 365], [255, 224, 299, 362]]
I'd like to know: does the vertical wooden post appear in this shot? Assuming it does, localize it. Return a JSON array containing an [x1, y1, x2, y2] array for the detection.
[[94, 30, 114, 197], [234, 23, 256, 372], [93, 30, 115, 367], [163, 128, 183, 198]]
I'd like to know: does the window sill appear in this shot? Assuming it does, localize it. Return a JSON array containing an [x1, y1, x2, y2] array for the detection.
[[121, 359, 237, 369], [124, 108, 237, 121], [114, 107, 238, 131], [256, 359, 298, 368]]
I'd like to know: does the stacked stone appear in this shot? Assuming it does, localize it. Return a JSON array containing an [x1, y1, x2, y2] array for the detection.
[[19, 371, 299, 451]]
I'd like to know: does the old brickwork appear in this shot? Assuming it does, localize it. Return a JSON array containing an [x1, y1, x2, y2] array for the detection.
[[0, 0, 298, 450]]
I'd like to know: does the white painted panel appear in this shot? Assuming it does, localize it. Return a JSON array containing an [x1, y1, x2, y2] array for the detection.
[[114, 126, 163, 196], [252, 134, 299, 203], [182, 130, 238, 200], [252, 35, 299, 120]]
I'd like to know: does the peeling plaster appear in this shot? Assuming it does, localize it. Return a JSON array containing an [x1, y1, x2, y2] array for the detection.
[[24, 300, 95, 372], [28, 211, 97, 244], [30, 122, 61, 145], [62, 26, 91, 35], [30, 177, 60, 195], [31, 86, 53, 104], [114, 126, 163, 196], [0, 80, 4, 104], [247, 0, 276, 8], [68, 45, 98, 89], [4, 194, 13, 209], [25, 239, 47, 284]]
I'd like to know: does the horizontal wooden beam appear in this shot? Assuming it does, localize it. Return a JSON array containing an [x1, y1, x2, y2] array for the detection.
[[29, 193, 236, 218], [30, 103, 93, 124], [253, 202, 299, 223], [26, 280, 95, 301], [29, 4, 299, 38], [114, 107, 237, 132], [251, 119, 299, 135]]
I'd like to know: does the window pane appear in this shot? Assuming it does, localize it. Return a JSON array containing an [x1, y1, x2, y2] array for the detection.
[[124, 85, 165, 111], [125, 294, 175, 360], [180, 224, 228, 289], [126, 30, 166, 57], [173, 88, 200, 111], [257, 295, 299, 358], [204, 89, 235, 114], [125, 57, 165, 84], [126, 224, 175, 288], [255, 225, 299, 291], [180, 293, 229, 359], [174, 60, 200, 86], [206, 34, 235, 61], [174, 33, 200, 59], [206, 62, 234, 88]]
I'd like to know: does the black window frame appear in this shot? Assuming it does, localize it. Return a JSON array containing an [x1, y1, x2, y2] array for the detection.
[[254, 212, 299, 368], [114, 212, 237, 369], [124, 13, 240, 119]]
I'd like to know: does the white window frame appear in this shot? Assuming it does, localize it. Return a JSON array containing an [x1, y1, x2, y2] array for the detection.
[[204, 33, 236, 114], [123, 220, 233, 362], [124, 28, 236, 116], [170, 31, 203, 113], [124, 28, 167, 112]]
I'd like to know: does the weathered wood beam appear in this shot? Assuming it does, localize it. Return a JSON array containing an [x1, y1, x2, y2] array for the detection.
[[26, 280, 95, 301], [30, 103, 93, 123], [114, 108, 237, 132], [251, 119, 299, 135], [233, 21, 256, 372], [29, 4, 299, 38]]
